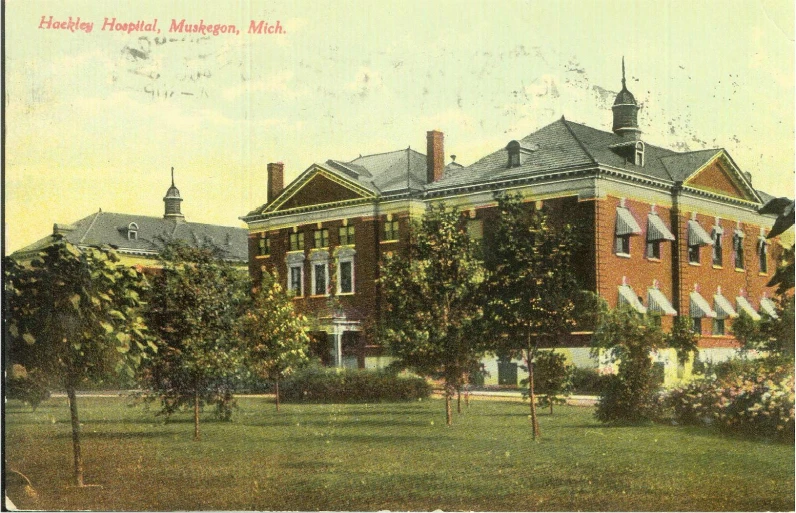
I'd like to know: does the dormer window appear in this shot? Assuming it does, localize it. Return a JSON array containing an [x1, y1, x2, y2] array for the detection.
[[634, 141, 645, 167], [127, 222, 139, 241], [507, 140, 521, 168]]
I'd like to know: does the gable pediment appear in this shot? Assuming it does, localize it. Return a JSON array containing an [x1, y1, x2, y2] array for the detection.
[[684, 152, 759, 203], [268, 167, 375, 213]]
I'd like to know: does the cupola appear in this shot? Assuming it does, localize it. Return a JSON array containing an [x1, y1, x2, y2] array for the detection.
[[612, 58, 641, 140], [163, 167, 185, 221]]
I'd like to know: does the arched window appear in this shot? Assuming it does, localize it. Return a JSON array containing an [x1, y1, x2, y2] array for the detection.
[[127, 222, 139, 241], [634, 141, 645, 167]]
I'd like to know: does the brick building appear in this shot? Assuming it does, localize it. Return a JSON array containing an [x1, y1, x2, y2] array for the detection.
[[241, 68, 783, 383]]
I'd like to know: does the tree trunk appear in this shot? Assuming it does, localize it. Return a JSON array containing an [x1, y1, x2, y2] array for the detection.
[[66, 385, 84, 487], [275, 377, 280, 413], [193, 388, 200, 441], [526, 334, 541, 440], [445, 387, 453, 426], [457, 389, 462, 414]]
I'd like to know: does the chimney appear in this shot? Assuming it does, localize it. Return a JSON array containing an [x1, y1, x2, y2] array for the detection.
[[426, 130, 444, 183], [267, 162, 284, 204]]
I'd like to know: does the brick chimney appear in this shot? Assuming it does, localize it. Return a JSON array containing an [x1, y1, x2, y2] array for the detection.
[[426, 130, 444, 183], [267, 162, 284, 204]]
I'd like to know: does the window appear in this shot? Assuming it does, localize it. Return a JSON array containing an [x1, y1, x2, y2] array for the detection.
[[687, 219, 713, 265], [339, 225, 355, 246], [615, 234, 631, 255], [712, 318, 725, 336], [712, 229, 723, 266], [289, 232, 304, 251], [258, 237, 270, 256], [646, 240, 660, 259], [758, 239, 768, 273], [384, 220, 399, 241], [467, 219, 484, 260], [634, 141, 645, 167], [733, 233, 744, 269], [507, 140, 521, 168], [692, 317, 702, 335], [312, 263, 328, 295], [127, 222, 138, 241], [288, 265, 303, 296], [314, 229, 329, 249], [688, 244, 700, 264], [338, 260, 353, 294]]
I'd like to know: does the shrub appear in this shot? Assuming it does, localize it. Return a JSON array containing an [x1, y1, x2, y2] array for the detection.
[[570, 367, 609, 395], [6, 366, 50, 411], [279, 365, 432, 403], [664, 357, 794, 441]]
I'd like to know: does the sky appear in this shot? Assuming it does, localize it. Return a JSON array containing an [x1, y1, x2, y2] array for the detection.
[[4, 0, 795, 253]]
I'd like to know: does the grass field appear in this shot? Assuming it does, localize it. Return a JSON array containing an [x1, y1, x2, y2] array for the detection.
[[4, 395, 794, 511]]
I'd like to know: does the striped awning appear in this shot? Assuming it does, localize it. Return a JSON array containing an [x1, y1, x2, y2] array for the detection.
[[618, 285, 647, 314], [736, 296, 761, 321], [713, 292, 738, 319], [712, 224, 724, 235], [733, 228, 746, 239], [689, 291, 717, 318], [688, 220, 714, 246], [616, 207, 642, 236], [760, 297, 779, 319], [647, 213, 675, 242], [647, 287, 677, 316]]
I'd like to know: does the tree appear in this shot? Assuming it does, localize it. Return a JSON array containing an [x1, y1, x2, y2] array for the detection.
[[483, 193, 581, 439], [733, 296, 795, 358], [142, 242, 249, 440], [592, 308, 667, 423], [759, 197, 794, 294], [667, 315, 699, 368], [4, 241, 151, 486], [532, 350, 574, 415], [379, 203, 486, 426], [238, 270, 311, 412]]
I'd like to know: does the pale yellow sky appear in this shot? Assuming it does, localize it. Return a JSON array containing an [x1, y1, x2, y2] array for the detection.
[[5, 0, 795, 253]]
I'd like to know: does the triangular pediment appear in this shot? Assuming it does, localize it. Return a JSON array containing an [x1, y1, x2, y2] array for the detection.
[[683, 151, 760, 203], [267, 166, 376, 213]]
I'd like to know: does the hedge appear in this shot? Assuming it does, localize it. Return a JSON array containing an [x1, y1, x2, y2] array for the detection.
[[278, 366, 431, 403]]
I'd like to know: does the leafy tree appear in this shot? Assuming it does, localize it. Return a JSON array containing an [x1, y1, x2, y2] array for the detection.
[[379, 203, 486, 426], [759, 197, 794, 294], [4, 241, 151, 486], [142, 242, 249, 440], [592, 308, 667, 423], [733, 295, 795, 358], [531, 350, 574, 415], [238, 270, 311, 412], [483, 193, 581, 439], [667, 315, 699, 368]]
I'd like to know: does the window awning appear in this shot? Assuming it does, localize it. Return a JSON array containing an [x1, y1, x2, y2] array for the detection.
[[687, 220, 714, 246], [713, 293, 738, 318], [646, 213, 675, 242], [712, 225, 724, 235], [733, 228, 746, 239], [618, 285, 647, 314], [616, 207, 642, 236], [647, 287, 677, 316], [760, 297, 779, 319], [689, 291, 717, 318], [736, 296, 761, 321]]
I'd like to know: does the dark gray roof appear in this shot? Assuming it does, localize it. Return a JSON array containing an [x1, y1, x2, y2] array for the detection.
[[345, 149, 428, 193], [14, 211, 248, 262], [659, 149, 721, 182]]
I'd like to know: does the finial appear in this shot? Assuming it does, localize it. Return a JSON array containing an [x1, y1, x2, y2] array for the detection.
[[171, 167, 175, 187], [621, 57, 626, 88]]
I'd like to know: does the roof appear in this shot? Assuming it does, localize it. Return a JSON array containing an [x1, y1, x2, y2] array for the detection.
[[13, 211, 248, 263], [346, 149, 427, 193], [614, 87, 637, 105]]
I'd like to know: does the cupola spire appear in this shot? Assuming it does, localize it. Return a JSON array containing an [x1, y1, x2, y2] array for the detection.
[[612, 57, 642, 140], [163, 167, 185, 221]]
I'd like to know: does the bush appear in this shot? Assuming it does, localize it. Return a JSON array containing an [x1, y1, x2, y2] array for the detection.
[[279, 365, 432, 403], [6, 366, 50, 411], [570, 367, 609, 395], [663, 357, 794, 441]]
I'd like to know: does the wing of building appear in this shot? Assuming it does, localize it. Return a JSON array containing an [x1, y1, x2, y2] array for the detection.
[[12, 172, 248, 269], [241, 66, 784, 383]]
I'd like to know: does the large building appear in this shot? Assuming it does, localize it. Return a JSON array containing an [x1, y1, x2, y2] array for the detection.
[[241, 68, 784, 384], [12, 171, 249, 269]]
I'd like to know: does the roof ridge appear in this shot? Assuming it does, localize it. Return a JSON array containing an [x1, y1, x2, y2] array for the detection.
[[560, 118, 598, 165], [78, 210, 103, 244]]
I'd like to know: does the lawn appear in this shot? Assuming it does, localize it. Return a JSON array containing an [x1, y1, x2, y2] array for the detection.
[[4, 395, 794, 511]]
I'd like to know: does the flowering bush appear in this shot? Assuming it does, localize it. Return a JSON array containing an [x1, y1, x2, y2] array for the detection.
[[664, 358, 794, 441]]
